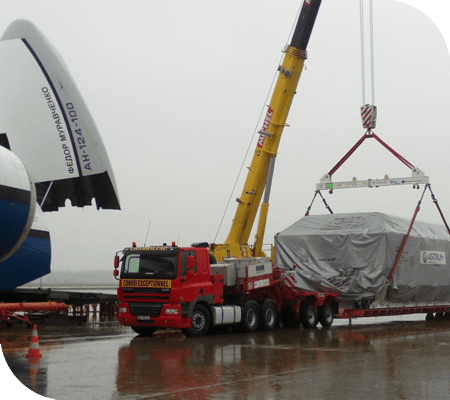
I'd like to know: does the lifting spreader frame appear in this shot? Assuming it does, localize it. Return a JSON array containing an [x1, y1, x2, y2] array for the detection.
[[316, 130, 429, 192]]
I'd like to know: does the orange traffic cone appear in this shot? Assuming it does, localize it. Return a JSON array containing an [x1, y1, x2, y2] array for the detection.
[[28, 356, 40, 389], [26, 324, 42, 359]]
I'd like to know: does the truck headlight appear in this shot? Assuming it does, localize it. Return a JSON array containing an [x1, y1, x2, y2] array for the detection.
[[119, 307, 127, 313], [165, 308, 180, 315]]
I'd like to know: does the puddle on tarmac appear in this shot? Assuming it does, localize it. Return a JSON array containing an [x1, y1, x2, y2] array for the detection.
[[2, 317, 450, 399]]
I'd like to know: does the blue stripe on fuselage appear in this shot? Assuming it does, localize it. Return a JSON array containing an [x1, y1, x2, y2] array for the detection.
[[0, 230, 51, 290], [0, 197, 31, 256]]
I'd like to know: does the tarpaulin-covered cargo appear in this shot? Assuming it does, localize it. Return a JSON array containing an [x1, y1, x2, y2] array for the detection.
[[275, 213, 450, 306]]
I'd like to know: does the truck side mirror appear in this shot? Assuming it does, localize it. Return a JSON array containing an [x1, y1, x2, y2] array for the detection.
[[114, 255, 120, 280]]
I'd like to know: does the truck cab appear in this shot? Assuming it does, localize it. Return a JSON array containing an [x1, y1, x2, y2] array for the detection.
[[115, 243, 223, 336]]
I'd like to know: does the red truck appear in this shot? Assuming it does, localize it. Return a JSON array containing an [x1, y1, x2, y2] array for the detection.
[[114, 242, 338, 337]]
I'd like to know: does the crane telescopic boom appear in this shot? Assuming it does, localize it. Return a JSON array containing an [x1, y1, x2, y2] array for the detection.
[[211, 0, 322, 261]]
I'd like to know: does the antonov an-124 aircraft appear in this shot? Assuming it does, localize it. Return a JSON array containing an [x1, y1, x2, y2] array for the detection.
[[0, 20, 120, 290]]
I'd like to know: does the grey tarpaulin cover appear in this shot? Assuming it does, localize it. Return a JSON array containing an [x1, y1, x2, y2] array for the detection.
[[275, 213, 450, 306]]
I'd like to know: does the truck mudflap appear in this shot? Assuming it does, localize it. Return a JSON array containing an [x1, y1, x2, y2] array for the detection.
[[118, 302, 191, 329]]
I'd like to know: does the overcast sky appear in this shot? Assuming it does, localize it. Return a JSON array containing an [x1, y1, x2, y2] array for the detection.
[[1, 1, 450, 275]]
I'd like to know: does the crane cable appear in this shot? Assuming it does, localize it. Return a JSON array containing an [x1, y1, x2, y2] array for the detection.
[[360, 0, 375, 106], [213, 3, 304, 244], [306, 1, 378, 217]]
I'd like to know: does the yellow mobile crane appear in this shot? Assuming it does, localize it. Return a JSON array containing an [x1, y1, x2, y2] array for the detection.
[[211, 0, 322, 261]]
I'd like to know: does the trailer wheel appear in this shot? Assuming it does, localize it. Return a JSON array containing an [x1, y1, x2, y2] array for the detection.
[[261, 300, 278, 331], [241, 301, 259, 333], [183, 304, 211, 337], [318, 304, 334, 327], [301, 305, 318, 328], [131, 326, 158, 336]]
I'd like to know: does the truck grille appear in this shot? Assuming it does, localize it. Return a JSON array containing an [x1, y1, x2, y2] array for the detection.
[[129, 303, 163, 317], [121, 288, 171, 300]]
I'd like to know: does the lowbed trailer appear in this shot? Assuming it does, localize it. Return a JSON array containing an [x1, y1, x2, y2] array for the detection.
[[337, 306, 450, 320]]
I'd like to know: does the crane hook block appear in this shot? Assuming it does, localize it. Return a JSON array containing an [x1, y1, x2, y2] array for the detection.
[[361, 105, 377, 129]]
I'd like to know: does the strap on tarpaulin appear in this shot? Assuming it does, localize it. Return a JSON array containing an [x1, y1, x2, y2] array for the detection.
[[386, 184, 450, 285]]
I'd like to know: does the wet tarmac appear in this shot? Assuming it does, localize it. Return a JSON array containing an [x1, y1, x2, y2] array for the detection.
[[2, 315, 450, 400]]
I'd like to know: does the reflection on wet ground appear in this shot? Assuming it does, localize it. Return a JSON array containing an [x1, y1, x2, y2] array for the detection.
[[2, 316, 450, 399]]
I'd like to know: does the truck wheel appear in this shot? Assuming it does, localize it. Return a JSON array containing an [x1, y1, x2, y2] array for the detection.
[[318, 304, 334, 327], [241, 300, 259, 333], [183, 304, 211, 337], [261, 300, 277, 331], [301, 305, 318, 328], [131, 326, 158, 336]]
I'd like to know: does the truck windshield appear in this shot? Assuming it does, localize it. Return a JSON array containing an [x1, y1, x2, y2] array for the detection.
[[122, 251, 178, 279]]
